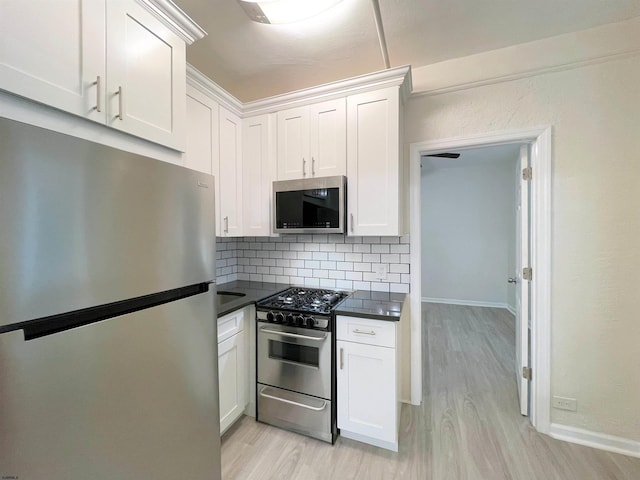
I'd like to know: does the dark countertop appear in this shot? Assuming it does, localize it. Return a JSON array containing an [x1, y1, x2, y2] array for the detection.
[[216, 280, 290, 317], [334, 290, 407, 322]]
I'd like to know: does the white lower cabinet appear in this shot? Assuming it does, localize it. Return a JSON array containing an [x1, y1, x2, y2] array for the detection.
[[217, 308, 247, 434], [336, 315, 399, 451]]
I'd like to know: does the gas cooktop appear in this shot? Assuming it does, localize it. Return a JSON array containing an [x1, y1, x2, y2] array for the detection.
[[256, 287, 349, 315]]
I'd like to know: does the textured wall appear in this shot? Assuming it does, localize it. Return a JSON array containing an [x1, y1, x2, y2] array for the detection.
[[406, 55, 640, 440], [217, 235, 410, 293]]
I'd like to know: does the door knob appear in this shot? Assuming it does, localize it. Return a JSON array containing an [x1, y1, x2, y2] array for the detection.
[[508, 277, 517, 284]]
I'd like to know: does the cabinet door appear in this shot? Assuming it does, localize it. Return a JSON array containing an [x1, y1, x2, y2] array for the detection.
[[219, 106, 243, 237], [337, 340, 396, 445], [218, 332, 246, 434], [309, 99, 346, 177], [346, 87, 401, 235], [106, 0, 186, 150], [276, 106, 309, 180], [0, 0, 105, 122], [184, 86, 219, 175], [243, 114, 274, 236]]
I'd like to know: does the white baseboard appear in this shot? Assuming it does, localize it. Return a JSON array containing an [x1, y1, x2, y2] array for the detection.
[[505, 304, 516, 315], [549, 423, 640, 459], [421, 297, 514, 313]]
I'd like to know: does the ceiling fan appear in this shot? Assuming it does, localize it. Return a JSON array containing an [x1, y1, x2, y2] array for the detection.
[[424, 152, 461, 159]]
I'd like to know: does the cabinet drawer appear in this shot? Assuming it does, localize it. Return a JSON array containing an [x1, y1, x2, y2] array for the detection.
[[217, 308, 245, 344], [336, 315, 395, 348]]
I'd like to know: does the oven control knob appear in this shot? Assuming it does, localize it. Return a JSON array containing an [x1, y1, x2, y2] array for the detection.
[[295, 315, 305, 327], [266, 312, 275, 323], [286, 313, 294, 325], [275, 312, 284, 324], [305, 316, 315, 328]]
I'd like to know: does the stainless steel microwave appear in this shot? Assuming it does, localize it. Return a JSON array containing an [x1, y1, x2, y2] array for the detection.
[[273, 176, 346, 234]]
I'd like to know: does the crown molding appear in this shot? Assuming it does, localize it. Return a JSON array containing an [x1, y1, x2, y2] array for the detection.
[[186, 64, 244, 116], [243, 65, 412, 116], [138, 0, 207, 45]]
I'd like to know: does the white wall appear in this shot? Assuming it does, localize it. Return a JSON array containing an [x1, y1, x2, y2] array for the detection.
[[405, 41, 640, 441], [420, 146, 517, 309]]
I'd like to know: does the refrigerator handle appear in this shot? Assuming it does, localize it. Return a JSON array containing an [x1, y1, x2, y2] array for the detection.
[[0, 283, 212, 341]]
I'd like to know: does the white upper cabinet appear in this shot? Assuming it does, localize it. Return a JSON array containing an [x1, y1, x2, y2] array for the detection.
[[106, 0, 186, 150], [309, 99, 346, 177], [276, 99, 346, 180], [0, 0, 203, 151], [0, 0, 105, 123], [218, 106, 243, 237], [243, 114, 275, 236], [346, 87, 403, 236], [276, 106, 309, 180], [184, 85, 219, 176]]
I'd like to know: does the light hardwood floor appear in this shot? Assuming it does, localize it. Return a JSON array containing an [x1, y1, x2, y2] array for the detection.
[[220, 303, 640, 479]]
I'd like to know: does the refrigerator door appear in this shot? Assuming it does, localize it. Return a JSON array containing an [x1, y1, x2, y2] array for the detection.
[[0, 290, 221, 480], [0, 118, 215, 328]]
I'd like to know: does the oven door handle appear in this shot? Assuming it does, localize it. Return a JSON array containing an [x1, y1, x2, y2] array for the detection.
[[259, 327, 327, 342], [259, 387, 328, 412]]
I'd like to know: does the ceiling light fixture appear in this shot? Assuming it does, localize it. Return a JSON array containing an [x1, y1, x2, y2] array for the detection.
[[238, 0, 344, 25]]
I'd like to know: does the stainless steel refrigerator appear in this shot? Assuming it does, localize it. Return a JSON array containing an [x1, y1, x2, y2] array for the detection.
[[0, 118, 221, 479]]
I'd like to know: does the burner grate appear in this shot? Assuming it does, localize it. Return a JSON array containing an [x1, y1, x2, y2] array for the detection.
[[257, 287, 348, 314]]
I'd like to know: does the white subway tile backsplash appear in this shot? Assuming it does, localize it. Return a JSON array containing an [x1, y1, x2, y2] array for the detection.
[[336, 279, 353, 290], [217, 235, 410, 291]]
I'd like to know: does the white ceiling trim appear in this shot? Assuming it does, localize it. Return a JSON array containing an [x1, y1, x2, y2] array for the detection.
[[186, 64, 244, 115], [411, 16, 640, 98], [138, 0, 207, 44], [242, 65, 412, 116]]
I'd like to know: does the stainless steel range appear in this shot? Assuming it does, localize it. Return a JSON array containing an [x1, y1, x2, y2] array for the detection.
[[255, 287, 348, 443]]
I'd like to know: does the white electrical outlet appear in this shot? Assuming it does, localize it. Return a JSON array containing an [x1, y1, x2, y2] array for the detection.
[[552, 396, 577, 412], [374, 264, 388, 281]]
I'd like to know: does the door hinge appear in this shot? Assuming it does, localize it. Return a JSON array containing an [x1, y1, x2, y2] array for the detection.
[[523, 366, 532, 380], [523, 267, 532, 281], [522, 166, 532, 181]]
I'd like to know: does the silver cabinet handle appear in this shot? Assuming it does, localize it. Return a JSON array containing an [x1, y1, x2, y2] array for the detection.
[[115, 86, 123, 120], [312, 157, 315, 176], [350, 213, 354, 233], [353, 329, 376, 335], [94, 76, 102, 112], [224, 216, 229, 233], [302, 157, 306, 176], [259, 387, 327, 411], [340, 348, 344, 369], [259, 327, 327, 342], [508, 277, 517, 284]]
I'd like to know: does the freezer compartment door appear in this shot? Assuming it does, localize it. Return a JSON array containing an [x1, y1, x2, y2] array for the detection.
[[0, 291, 221, 480], [0, 118, 215, 328]]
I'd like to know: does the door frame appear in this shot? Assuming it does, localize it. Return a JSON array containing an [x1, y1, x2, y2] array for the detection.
[[408, 126, 552, 435]]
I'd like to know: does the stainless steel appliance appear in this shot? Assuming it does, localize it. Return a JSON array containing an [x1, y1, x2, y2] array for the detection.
[[0, 118, 221, 480], [255, 287, 348, 443], [273, 175, 346, 234]]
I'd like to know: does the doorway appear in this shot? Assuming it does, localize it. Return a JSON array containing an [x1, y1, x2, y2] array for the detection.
[[408, 127, 552, 435], [419, 143, 529, 415]]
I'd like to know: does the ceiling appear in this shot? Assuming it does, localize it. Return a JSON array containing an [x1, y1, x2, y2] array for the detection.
[[421, 144, 521, 173], [175, 0, 640, 102]]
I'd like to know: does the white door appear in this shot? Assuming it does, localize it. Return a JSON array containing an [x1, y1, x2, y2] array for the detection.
[[276, 106, 308, 180], [219, 106, 243, 236], [106, 0, 186, 150], [346, 87, 400, 236], [309, 99, 346, 177], [0, 0, 105, 122], [336, 340, 396, 443], [218, 332, 246, 433], [515, 145, 530, 416], [243, 114, 274, 236]]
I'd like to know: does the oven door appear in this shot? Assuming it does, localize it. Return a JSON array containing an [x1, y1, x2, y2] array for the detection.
[[257, 323, 332, 399]]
